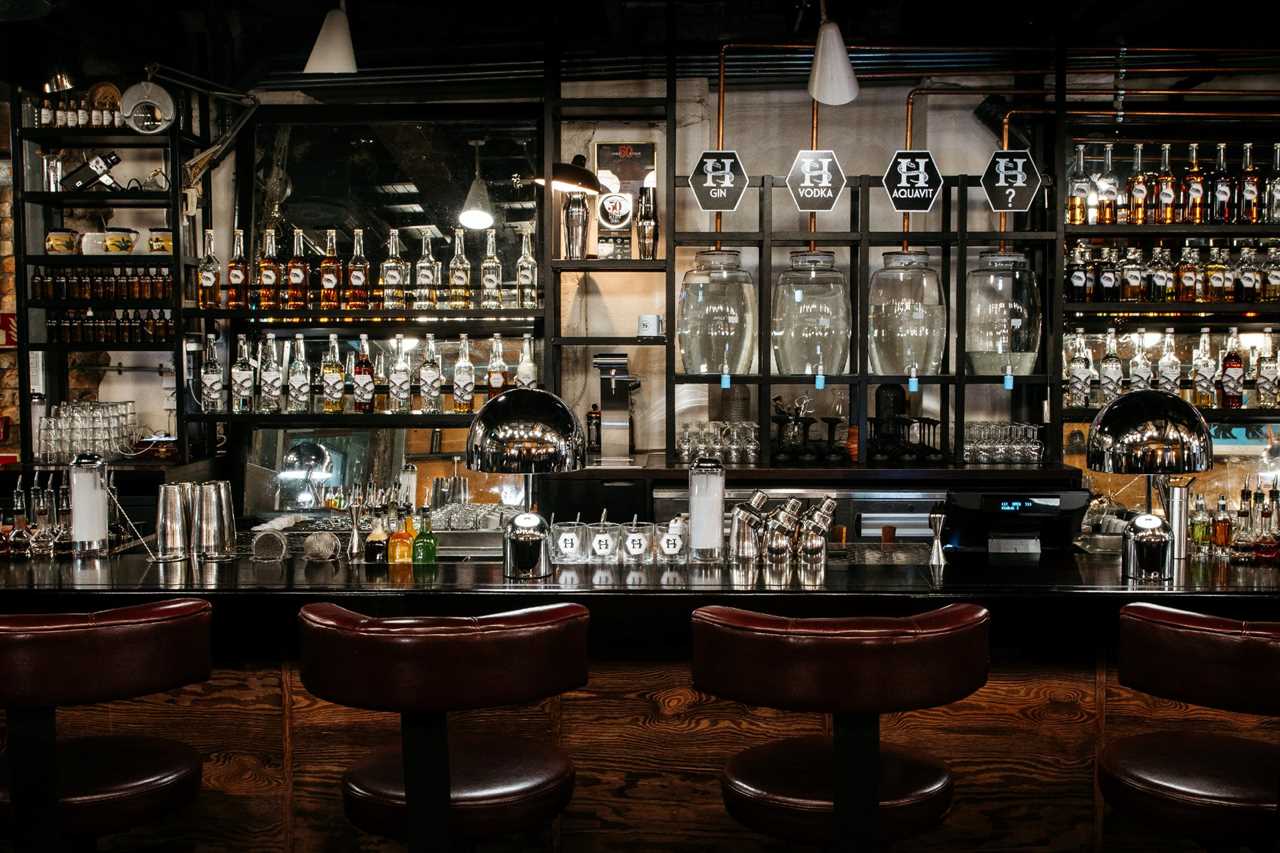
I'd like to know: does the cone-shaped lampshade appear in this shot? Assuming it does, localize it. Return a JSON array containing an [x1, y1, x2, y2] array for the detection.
[[808, 21, 858, 106], [304, 6, 357, 74], [459, 176, 494, 230]]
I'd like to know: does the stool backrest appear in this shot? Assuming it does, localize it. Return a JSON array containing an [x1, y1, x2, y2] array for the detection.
[[0, 599, 212, 708], [299, 602, 590, 713], [691, 603, 989, 714], [1119, 602, 1280, 716]]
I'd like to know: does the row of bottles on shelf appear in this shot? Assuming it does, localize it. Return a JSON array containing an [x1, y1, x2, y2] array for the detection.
[[47, 309, 175, 344], [1, 474, 131, 560], [200, 331, 537, 416], [360, 502, 438, 566], [197, 226, 538, 313], [30, 265, 176, 304], [1065, 326, 1270, 409], [1066, 242, 1280, 304], [25, 93, 124, 130], [1189, 487, 1280, 564], [1066, 142, 1280, 226]]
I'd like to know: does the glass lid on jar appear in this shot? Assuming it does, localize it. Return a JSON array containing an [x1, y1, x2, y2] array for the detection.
[[978, 249, 1027, 267], [694, 249, 742, 268], [881, 250, 931, 266], [789, 250, 835, 268]]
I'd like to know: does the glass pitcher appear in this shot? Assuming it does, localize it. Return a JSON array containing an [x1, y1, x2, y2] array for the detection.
[[868, 250, 945, 375], [771, 250, 851, 375], [677, 250, 757, 374], [965, 250, 1042, 375]]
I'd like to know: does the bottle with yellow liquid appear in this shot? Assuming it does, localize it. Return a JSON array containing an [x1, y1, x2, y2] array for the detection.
[[387, 509, 413, 564]]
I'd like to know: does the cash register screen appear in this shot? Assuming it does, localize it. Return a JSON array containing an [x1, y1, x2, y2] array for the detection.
[[982, 496, 1062, 515]]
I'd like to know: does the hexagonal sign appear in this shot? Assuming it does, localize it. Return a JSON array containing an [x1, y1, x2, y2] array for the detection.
[[689, 150, 748, 212], [981, 149, 1042, 213], [785, 149, 846, 212], [882, 149, 944, 213]]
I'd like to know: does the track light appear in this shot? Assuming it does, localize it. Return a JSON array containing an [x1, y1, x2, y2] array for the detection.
[[459, 140, 495, 230]]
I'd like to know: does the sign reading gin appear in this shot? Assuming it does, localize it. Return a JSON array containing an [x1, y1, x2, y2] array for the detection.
[[882, 149, 944, 213], [785, 149, 846, 212], [689, 150, 748, 212]]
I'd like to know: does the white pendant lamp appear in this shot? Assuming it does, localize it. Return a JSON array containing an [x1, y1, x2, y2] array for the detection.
[[304, 1, 357, 74], [459, 140, 495, 230], [807, 6, 858, 106]]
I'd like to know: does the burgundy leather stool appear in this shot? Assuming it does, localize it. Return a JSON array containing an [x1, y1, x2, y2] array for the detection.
[[298, 602, 589, 853], [691, 603, 990, 852], [0, 598, 212, 852], [1099, 603, 1280, 851]]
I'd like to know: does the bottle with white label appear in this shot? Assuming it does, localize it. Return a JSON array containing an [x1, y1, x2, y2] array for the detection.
[[479, 228, 502, 310], [1128, 329, 1153, 393], [200, 334, 225, 413], [1267, 143, 1280, 225], [1096, 143, 1119, 225], [256, 333, 284, 414], [1098, 328, 1124, 405], [1065, 143, 1090, 225], [344, 229, 370, 311], [418, 334, 442, 413], [389, 333, 412, 414], [486, 333, 508, 398], [352, 334, 375, 414], [1192, 328, 1216, 407], [1147, 247, 1173, 303], [318, 229, 342, 312], [286, 333, 311, 414], [1258, 329, 1279, 409], [321, 334, 344, 414], [231, 334, 255, 414], [1218, 327, 1245, 409], [372, 351, 389, 413], [198, 229, 220, 310], [381, 229, 409, 310], [515, 333, 537, 389], [1156, 328, 1182, 397], [226, 229, 248, 311], [448, 227, 472, 310], [1237, 247, 1260, 303], [1265, 247, 1280, 303], [1066, 329, 1091, 408], [413, 231, 436, 310], [516, 230, 538, 309], [452, 333, 476, 413]]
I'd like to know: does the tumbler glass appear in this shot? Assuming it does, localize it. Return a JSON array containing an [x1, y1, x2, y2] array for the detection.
[[621, 521, 655, 565], [551, 521, 588, 564], [589, 522, 622, 563], [656, 521, 687, 564]]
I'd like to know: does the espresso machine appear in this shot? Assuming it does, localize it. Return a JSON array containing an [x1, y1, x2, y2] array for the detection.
[[592, 353, 640, 466]]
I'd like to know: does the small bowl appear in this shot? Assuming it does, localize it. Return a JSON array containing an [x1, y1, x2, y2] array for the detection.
[[45, 228, 78, 254]]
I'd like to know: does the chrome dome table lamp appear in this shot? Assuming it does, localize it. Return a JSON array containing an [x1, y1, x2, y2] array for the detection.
[[1086, 390, 1212, 579], [466, 388, 587, 578]]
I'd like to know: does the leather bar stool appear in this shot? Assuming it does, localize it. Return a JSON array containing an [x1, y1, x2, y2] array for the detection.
[[0, 598, 212, 852], [691, 603, 990, 852], [298, 602, 590, 853], [1099, 603, 1280, 851]]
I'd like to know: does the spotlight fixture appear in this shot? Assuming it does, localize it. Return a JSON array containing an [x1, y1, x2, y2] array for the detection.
[[807, 1, 859, 106], [534, 154, 604, 195], [459, 139, 495, 230], [304, 1, 357, 74]]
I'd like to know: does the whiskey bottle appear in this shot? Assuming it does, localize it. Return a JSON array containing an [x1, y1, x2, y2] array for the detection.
[[257, 333, 284, 414], [452, 333, 476, 413], [1065, 144, 1091, 225], [285, 228, 310, 311], [201, 334, 225, 414], [319, 229, 342, 312], [287, 333, 311, 414], [515, 333, 537, 389], [1096, 143, 1119, 225], [1237, 246, 1261, 302], [479, 228, 503, 310], [381, 229, 409, 311], [418, 334, 443, 413], [486, 333, 508, 398], [1209, 143, 1236, 225], [516, 230, 538, 309], [352, 333, 374, 414], [1120, 246, 1145, 303], [1212, 495, 1233, 556], [1192, 328, 1216, 407], [1176, 247, 1202, 303], [257, 228, 282, 311], [1218, 327, 1245, 409], [1066, 330, 1091, 408], [1066, 244, 1089, 302], [320, 333, 345, 414], [1128, 329, 1153, 392], [1148, 247, 1173, 302], [389, 333, 412, 414], [1181, 143, 1206, 225], [413, 231, 436, 310], [226, 229, 248, 310], [448, 227, 472, 310], [1205, 248, 1230, 303], [230, 333, 255, 414], [1156, 328, 1181, 396], [1154, 143, 1179, 224], [373, 351, 389, 414], [1268, 144, 1280, 225], [1239, 143, 1262, 224], [1096, 247, 1119, 303], [1266, 247, 1280, 302], [1099, 328, 1124, 404], [198, 229, 221, 309], [1259, 328, 1279, 409], [387, 508, 413, 565], [1126, 143, 1150, 225], [344, 228, 370, 311]]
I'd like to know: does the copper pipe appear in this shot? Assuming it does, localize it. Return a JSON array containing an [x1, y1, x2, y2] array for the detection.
[[809, 98, 819, 251]]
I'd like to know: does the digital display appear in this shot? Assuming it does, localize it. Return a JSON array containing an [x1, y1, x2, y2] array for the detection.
[[980, 495, 1062, 514]]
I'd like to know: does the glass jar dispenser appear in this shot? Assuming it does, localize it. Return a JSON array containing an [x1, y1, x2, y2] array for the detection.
[[771, 250, 851, 375], [677, 250, 757, 374], [965, 250, 1042, 375], [867, 250, 945, 375]]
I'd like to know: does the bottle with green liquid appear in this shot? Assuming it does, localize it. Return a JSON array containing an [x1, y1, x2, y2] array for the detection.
[[412, 509, 438, 564]]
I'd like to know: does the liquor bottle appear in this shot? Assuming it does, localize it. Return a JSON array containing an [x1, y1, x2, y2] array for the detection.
[[414, 231, 437, 310], [486, 333, 508, 398], [373, 350, 389, 414], [1120, 246, 1145, 303], [452, 333, 476, 413], [448, 227, 472, 309], [363, 511, 388, 563], [198, 229, 221, 309], [257, 333, 284, 414], [1239, 143, 1262, 224], [1148, 247, 1173, 302], [387, 509, 413, 565], [1212, 494, 1233, 556], [515, 333, 537, 389], [201, 334, 225, 413], [1189, 494, 1212, 555], [1096, 247, 1119, 303], [381, 229, 409, 311], [1098, 328, 1124, 405], [1157, 328, 1181, 397], [352, 334, 374, 414], [318, 229, 343, 312], [257, 228, 282, 311], [1181, 143, 1206, 225], [231, 333, 255, 414], [1126, 143, 1150, 225], [1066, 330, 1091, 408], [321, 333, 345, 414], [517, 230, 538, 309], [418, 333, 443, 413], [1205, 248, 1230, 303], [1066, 244, 1089, 302], [226, 229, 248, 310], [1154, 143, 1178, 224], [1232, 489, 1255, 563], [1237, 247, 1260, 303], [1096, 143, 1119, 225], [1218, 327, 1245, 409], [412, 510, 438, 564], [285, 228, 309, 311], [1065, 144, 1091, 225], [287, 333, 311, 414], [1258, 328, 1279, 409], [1192, 328, 1216, 407], [479, 228, 503, 310], [1266, 247, 1280, 302], [389, 333, 412, 414], [344, 228, 370, 311], [1175, 246, 1201, 303], [76, 96, 88, 128], [1268, 143, 1280, 225], [1209, 143, 1237, 225], [7, 480, 30, 559], [1257, 500, 1278, 563], [1128, 329, 1152, 392]]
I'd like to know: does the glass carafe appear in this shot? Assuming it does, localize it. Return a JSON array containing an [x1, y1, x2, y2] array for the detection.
[[868, 250, 945, 375], [677, 250, 757, 374], [965, 250, 1042, 375], [771, 251, 850, 375]]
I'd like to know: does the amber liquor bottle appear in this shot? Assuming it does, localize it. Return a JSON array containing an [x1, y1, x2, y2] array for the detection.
[[285, 228, 310, 310], [226, 229, 248, 310], [344, 228, 370, 311], [1181, 143, 1207, 225], [1218, 327, 1245, 409], [352, 333, 375, 414], [1096, 143, 1120, 225], [1125, 143, 1150, 225], [1208, 143, 1236, 225], [1153, 144, 1179, 225], [318, 229, 342, 313], [198, 229, 221, 309], [257, 228, 282, 311], [1239, 143, 1263, 225]]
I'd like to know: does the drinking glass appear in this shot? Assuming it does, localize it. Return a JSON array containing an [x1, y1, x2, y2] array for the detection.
[[621, 521, 654, 565], [551, 521, 588, 563], [588, 522, 621, 563], [656, 521, 686, 564]]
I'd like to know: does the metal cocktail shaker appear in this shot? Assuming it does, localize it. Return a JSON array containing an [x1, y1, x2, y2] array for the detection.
[[764, 498, 803, 564], [728, 489, 769, 562], [636, 187, 658, 260], [563, 192, 589, 260]]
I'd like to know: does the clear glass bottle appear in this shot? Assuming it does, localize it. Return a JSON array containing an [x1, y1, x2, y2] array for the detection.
[[1237, 143, 1261, 225], [257, 333, 284, 414], [318, 229, 342, 312], [1066, 329, 1091, 408], [516, 230, 538, 309], [1182, 143, 1206, 225], [344, 228, 370, 311], [479, 228, 502, 310], [418, 334, 442, 413], [201, 334, 225, 413], [372, 350, 389, 414], [1232, 489, 1255, 563], [1128, 328, 1152, 392], [389, 333, 412, 414], [381, 228, 409, 310], [287, 333, 311, 414], [515, 333, 537, 389], [453, 333, 476, 413], [285, 228, 309, 310], [1065, 143, 1091, 225], [257, 228, 282, 311], [231, 333, 254, 414], [1156, 328, 1182, 397], [486, 333, 508, 397], [1268, 143, 1280, 225], [226, 228, 248, 310], [1189, 494, 1212, 555], [1176, 247, 1202, 303], [1148, 247, 1173, 303], [1205, 248, 1231, 303], [1238, 246, 1261, 303], [677, 249, 757, 375], [1096, 247, 1119, 303], [198, 228, 220, 309], [352, 333, 374, 414], [1096, 143, 1120, 225], [1120, 246, 1145, 303], [1153, 144, 1179, 224], [1192, 327, 1216, 407], [414, 231, 437, 310], [773, 250, 852, 376], [1126, 143, 1150, 225], [1209, 143, 1237, 225], [1099, 328, 1124, 404], [321, 333, 344, 414], [1212, 494, 1233, 556], [1265, 247, 1280, 302], [866, 250, 940, 376], [1258, 328, 1278, 409], [448, 227, 472, 310], [965, 250, 1041, 375], [1218, 327, 1245, 409], [1066, 244, 1089, 303]]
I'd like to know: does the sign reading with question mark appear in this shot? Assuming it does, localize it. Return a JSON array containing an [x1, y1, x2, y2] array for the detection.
[[981, 149, 1042, 213]]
